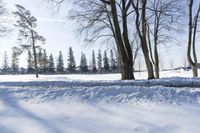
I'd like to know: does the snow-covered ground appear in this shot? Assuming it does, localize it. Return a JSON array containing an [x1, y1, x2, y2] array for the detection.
[[0, 70, 200, 133]]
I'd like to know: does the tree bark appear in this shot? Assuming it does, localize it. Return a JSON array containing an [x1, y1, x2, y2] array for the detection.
[[133, 0, 154, 79], [109, 0, 134, 80], [31, 29, 39, 78], [187, 0, 199, 77]]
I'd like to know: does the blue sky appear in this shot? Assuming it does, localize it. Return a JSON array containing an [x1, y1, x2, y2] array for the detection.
[[0, 0, 199, 70]]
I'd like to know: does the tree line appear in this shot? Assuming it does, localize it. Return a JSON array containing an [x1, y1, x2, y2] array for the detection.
[[0, 47, 119, 75]]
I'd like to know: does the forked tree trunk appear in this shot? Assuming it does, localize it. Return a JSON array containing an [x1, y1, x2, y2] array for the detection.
[[109, 0, 134, 80], [133, 0, 154, 79]]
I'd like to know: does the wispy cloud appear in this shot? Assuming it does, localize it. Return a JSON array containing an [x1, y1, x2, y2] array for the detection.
[[37, 18, 66, 23], [0, 16, 66, 23]]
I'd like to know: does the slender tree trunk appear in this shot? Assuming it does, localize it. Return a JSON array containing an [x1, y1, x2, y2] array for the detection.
[[187, 0, 199, 77], [132, 0, 154, 79], [154, 31, 159, 78], [141, 38, 155, 79], [191, 4, 200, 77], [141, 0, 154, 79], [31, 29, 39, 78]]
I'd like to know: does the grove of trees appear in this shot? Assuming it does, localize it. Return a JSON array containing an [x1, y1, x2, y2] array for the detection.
[[0, 0, 200, 80]]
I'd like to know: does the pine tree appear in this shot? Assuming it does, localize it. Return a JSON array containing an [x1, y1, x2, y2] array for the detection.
[[13, 5, 45, 78], [97, 49, 103, 73], [79, 52, 88, 73], [56, 51, 64, 74], [110, 50, 117, 72], [27, 50, 34, 74], [42, 49, 48, 73], [48, 54, 55, 74], [2, 51, 9, 73], [11, 50, 19, 74], [67, 47, 76, 74], [91, 50, 97, 73], [38, 49, 43, 73], [103, 50, 110, 73]]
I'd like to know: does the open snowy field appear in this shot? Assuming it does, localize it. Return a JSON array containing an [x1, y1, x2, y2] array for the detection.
[[0, 70, 200, 133]]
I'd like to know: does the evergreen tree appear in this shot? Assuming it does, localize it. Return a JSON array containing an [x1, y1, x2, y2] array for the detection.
[[56, 51, 64, 74], [37, 49, 43, 73], [2, 51, 9, 73], [27, 50, 34, 74], [13, 5, 45, 78], [110, 50, 118, 72], [91, 50, 97, 73], [79, 52, 88, 73], [48, 54, 55, 74], [67, 47, 76, 74], [97, 49, 103, 72], [11, 50, 19, 74], [42, 49, 48, 73], [103, 50, 110, 73]]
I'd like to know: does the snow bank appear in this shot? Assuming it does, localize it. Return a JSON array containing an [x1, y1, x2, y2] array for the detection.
[[0, 77, 200, 105], [0, 73, 200, 133]]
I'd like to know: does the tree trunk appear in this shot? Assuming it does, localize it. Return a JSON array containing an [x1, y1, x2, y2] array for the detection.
[[187, 0, 199, 77], [121, 55, 134, 80], [154, 32, 159, 79], [31, 29, 39, 78], [132, 0, 154, 79], [141, 0, 154, 79], [141, 38, 155, 79], [192, 66, 198, 77], [109, 0, 134, 80]]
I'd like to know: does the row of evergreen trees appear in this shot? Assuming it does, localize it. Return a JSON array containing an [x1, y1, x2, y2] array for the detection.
[[1, 47, 119, 74]]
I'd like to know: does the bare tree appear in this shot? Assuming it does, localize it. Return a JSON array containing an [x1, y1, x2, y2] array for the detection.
[[131, 33, 141, 71], [46, 0, 136, 80], [146, 0, 183, 78], [187, 0, 200, 77], [169, 58, 174, 70], [136, 56, 143, 76], [132, 0, 155, 79]]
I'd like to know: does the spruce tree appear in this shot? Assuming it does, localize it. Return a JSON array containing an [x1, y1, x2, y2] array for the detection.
[[110, 50, 117, 72], [67, 47, 76, 74], [2, 51, 9, 73], [97, 49, 102, 73], [38, 49, 43, 73], [79, 52, 88, 73], [48, 54, 55, 74], [11, 50, 19, 74], [42, 49, 48, 73], [91, 50, 97, 73], [103, 50, 110, 73], [56, 51, 64, 74], [27, 50, 34, 74]]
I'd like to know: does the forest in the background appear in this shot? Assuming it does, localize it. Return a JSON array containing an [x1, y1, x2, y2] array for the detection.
[[1, 47, 120, 75]]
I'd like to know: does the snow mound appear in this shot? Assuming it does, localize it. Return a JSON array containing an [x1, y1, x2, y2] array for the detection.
[[0, 77, 200, 105]]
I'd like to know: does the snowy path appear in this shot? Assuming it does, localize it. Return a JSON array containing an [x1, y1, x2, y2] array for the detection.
[[0, 75, 200, 133]]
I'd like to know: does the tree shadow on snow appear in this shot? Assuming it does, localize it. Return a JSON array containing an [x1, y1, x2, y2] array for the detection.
[[0, 91, 64, 133]]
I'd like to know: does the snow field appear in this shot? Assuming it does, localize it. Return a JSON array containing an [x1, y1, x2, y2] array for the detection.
[[0, 70, 200, 133]]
